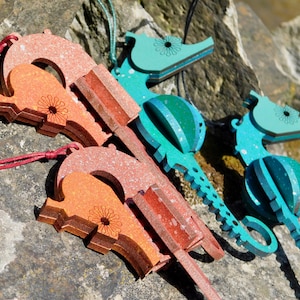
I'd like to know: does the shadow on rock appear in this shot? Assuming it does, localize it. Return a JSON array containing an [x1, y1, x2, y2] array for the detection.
[[276, 240, 300, 299], [158, 261, 205, 300]]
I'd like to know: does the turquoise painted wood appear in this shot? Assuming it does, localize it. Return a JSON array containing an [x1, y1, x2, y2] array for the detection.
[[112, 32, 279, 256], [232, 91, 300, 248]]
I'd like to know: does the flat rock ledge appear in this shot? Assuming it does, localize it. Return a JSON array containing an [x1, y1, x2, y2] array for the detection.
[[0, 1, 299, 300]]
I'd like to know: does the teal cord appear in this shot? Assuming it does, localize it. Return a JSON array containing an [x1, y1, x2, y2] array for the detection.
[[97, 0, 119, 73]]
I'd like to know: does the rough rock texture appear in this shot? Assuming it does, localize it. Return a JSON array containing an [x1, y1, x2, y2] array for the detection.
[[274, 16, 300, 87], [0, 1, 299, 300], [235, 0, 300, 30], [236, 3, 300, 161], [137, 0, 259, 121]]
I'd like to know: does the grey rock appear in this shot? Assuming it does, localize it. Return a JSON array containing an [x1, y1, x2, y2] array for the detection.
[[235, 3, 290, 102], [138, 0, 259, 121], [66, 0, 164, 65], [0, 1, 299, 300], [236, 3, 300, 107], [0, 0, 81, 36]]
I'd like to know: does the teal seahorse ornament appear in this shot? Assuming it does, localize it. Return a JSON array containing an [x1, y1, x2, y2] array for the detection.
[[232, 91, 300, 248], [112, 32, 278, 256]]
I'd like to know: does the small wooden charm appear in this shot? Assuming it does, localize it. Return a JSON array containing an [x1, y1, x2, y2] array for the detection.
[[1, 30, 97, 95], [0, 64, 110, 146], [38, 171, 164, 277], [38, 168, 222, 300]]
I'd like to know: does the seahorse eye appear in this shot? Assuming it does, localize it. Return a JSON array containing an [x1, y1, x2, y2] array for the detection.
[[48, 106, 57, 114], [164, 41, 172, 48]]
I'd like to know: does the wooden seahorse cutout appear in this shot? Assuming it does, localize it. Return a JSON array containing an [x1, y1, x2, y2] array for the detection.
[[0, 63, 111, 146], [38, 169, 222, 299], [37, 171, 166, 277]]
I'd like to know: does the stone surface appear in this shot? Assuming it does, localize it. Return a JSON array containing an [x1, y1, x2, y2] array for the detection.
[[273, 16, 300, 88], [140, 0, 258, 121], [234, 0, 300, 30], [0, 1, 299, 300], [0, 0, 81, 37]]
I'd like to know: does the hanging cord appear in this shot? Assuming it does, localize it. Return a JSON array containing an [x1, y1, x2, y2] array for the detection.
[[178, 0, 226, 128], [183, 0, 199, 44], [97, 0, 119, 73], [0, 142, 81, 170], [177, 0, 199, 104], [0, 34, 18, 54]]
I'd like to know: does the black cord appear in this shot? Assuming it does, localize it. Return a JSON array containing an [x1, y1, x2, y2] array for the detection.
[[177, 0, 199, 102], [178, 0, 226, 128], [183, 0, 199, 43]]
